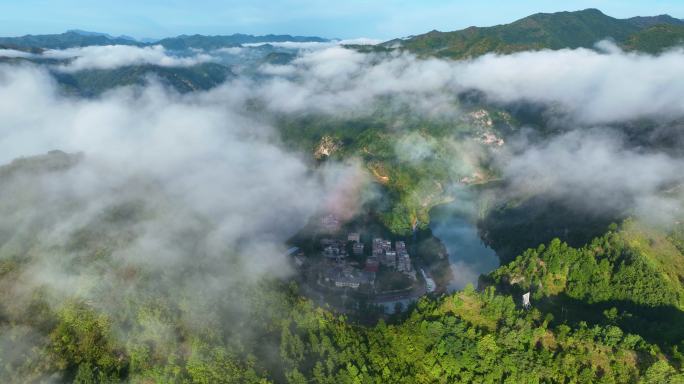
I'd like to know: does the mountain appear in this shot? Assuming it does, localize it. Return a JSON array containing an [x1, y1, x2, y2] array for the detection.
[[624, 24, 684, 53], [155, 33, 329, 50], [0, 31, 328, 50], [385, 8, 684, 59], [0, 43, 43, 54], [261, 51, 297, 65], [489, 219, 684, 347], [66, 29, 137, 42], [53, 62, 235, 96], [626, 15, 684, 29], [0, 31, 141, 49]]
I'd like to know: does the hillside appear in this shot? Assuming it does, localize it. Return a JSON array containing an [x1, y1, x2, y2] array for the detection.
[[0, 30, 140, 49], [53, 62, 235, 95], [626, 15, 684, 29], [0, 153, 680, 382], [489, 220, 684, 349], [3, 9, 684, 382], [275, 105, 514, 235], [386, 8, 684, 59], [624, 24, 684, 53]]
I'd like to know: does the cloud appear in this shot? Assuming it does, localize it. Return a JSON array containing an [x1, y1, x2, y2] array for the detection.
[[0, 49, 38, 58], [0, 63, 370, 320], [242, 38, 381, 50], [2, 37, 684, 381], [42, 44, 214, 72], [3, 41, 684, 375], [220, 44, 684, 228], [453, 42, 684, 124], [247, 43, 684, 125], [252, 47, 460, 115], [500, 128, 684, 224], [14, 42, 682, 127]]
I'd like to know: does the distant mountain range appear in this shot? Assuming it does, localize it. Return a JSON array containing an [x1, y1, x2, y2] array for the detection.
[[4, 9, 683, 57], [377, 8, 684, 58], [155, 34, 328, 50], [0, 30, 329, 50], [2, 8, 683, 96]]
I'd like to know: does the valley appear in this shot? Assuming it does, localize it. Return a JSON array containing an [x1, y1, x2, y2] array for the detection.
[[1, 6, 684, 383]]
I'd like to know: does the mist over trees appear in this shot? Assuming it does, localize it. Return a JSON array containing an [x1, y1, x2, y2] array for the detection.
[[2, 9, 684, 382]]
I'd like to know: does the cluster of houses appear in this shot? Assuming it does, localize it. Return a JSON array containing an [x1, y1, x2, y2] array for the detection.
[[320, 233, 373, 289], [320, 232, 367, 261], [318, 232, 418, 290], [310, 214, 418, 291], [368, 238, 416, 280]]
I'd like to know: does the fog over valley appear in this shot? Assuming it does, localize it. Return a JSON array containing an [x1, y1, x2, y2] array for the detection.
[[2, 6, 684, 382]]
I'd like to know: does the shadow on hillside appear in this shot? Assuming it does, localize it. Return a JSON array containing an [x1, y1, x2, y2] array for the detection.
[[478, 196, 623, 264], [535, 292, 684, 348]]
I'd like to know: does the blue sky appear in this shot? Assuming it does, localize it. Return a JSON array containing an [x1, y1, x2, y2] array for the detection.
[[0, 0, 683, 40]]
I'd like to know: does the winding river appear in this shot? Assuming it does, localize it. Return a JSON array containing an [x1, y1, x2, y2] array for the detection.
[[430, 203, 500, 291]]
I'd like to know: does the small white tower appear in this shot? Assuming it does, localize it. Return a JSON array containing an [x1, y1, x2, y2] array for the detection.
[[522, 292, 531, 309]]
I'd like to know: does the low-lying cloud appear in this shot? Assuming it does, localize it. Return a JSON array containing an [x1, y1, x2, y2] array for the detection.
[[242, 38, 382, 50], [454, 42, 684, 124], [253, 46, 459, 115], [11, 40, 684, 127], [36, 45, 213, 72], [219, 42, 684, 126], [0, 49, 37, 59], [2, 37, 684, 380], [500, 129, 684, 224], [0, 63, 368, 304]]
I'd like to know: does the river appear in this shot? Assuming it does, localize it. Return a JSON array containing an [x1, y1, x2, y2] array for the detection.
[[430, 203, 500, 291]]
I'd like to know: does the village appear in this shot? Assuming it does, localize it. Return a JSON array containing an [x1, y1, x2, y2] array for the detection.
[[289, 213, 437, 313]]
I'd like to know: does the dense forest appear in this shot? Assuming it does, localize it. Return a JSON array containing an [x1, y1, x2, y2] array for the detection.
[[3, 267, 684, 383], [1, 155, 682, 383], [2, 7, 684, 383]]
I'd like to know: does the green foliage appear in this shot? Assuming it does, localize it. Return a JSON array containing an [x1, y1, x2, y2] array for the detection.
[[276, 107, 498, 235], [2, 113, 684, 383], [491, 221, 684, 348], [0, 31, 327, 51], [2, 239, 683, 383], [640, 360, 684, 384], [0, 31, 138, 49], [388, 8, 684, 59], [394, 9, 640, 59], [272, 287, 672, 383], [54, 63, 234, 96], [624, 24, 684, 53], [186, 340, 270, 384], [49, 302, 127, 382], [492, 226, 684, 308]]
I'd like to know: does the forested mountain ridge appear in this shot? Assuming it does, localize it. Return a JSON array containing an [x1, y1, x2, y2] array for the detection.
[[53, 62, 235, 95], [626, 15, 684, 29], [623, 24, 684, 53], [0, 30, 141, 49], [156, 34, 328, 50], [489, 220, 684, 350], [381, 8, 684, 59], [0, 30, 329, 50]]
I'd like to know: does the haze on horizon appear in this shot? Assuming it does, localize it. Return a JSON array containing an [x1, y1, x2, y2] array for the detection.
[[1, 0, 683, 40]]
